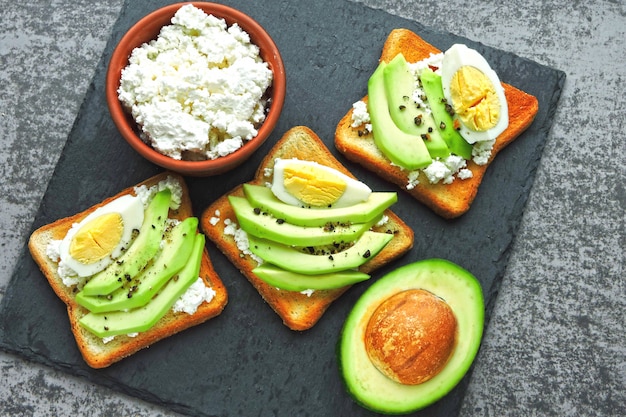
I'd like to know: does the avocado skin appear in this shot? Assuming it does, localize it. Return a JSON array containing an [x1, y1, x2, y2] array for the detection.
[[383, 54, 451, 159], [81, 189, 172, 296], [338, 259, 484, 414]]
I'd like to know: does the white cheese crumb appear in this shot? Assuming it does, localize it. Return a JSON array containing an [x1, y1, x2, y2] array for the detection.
[[300, 289, 315, 297], [223, 218, 264, 264], [102, 336, 115, 344], [173, 278, 216, 314], [134, 175, 184, 210], [472, 139, 496, 165], [209, 209, 221, 226], [350, 100, 371, 131]]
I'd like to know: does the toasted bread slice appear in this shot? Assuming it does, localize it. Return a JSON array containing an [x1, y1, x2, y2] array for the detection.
[[28, 172, 228, 368], [200, 126, 414, 331], [335, 29, 539, 218]]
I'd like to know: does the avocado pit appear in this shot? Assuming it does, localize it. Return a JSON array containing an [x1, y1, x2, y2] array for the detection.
[[364, 288, 457, 385]]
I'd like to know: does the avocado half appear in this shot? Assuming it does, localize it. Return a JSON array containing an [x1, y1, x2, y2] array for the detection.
[[338, 258, 484, 414]]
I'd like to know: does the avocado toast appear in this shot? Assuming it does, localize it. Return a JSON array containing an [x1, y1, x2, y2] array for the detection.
[[335, 29, 539, 218], [200, 126, 414, 331], [28, 172, 228, 368]]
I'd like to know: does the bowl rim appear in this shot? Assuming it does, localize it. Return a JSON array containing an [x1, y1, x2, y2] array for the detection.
[[105, 2, 286, 175]]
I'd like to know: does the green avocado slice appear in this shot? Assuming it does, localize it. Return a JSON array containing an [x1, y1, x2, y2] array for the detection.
[[419, 68, 473, 160], [252, 263, 371, 291], [338, 258, 484, 414], [229, 195, 379, 247], [368, 61, 432, 170], [383, 53, 450, 159], [79, 233, 206, 338], [242, 184, 397, 227], [247, 231, 393, 276], [75, 217, 198, 313], [81, 189, 171, 296]]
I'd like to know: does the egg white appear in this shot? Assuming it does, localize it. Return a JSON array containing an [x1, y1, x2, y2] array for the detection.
[[440, 44, 509, 144], [58, 194, 145, 277], [271, 158, 372, 208]]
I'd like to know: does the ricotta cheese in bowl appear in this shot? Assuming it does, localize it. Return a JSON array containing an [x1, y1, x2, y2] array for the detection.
[[106, 2, 286, 176]]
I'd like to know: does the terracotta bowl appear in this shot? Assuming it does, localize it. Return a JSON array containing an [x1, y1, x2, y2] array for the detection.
[[106, 2, 286, 176]]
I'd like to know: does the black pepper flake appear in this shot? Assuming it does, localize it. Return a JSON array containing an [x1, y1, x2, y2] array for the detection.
[[125, 274, 131, 282], [276, 218, 285, 224], [253, 207, 261, 215], [127, 293, 133, 299], [399, 105, 406, 111], [151, 224, 156, 229], [445, 103, 455, 116], [328, 255, 334, 261], [106, 294, 113, 300], [362, 250, 372, 259], [428, 127, 433, 133], [440, 121, 446, 130], [104, 326, 109, 331], [414, 115, 423, 126]]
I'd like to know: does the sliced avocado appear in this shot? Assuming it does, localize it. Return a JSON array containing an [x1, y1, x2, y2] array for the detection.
[[75, 217, 198, 313], [419, 68, 473, 160], [81, 189, 172, 296], [242, 184, 397, 227], [79, 233, 206, 338], [247, 231, 393, 276], [252, 263, 371, 291], [338, 259, 484, 414], [383, 54, 450, 159], [229, 195, 378, 247], [368, 62, 432, 170]]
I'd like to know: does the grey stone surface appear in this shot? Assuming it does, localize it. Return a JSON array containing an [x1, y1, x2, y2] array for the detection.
[[0, 0, 623, 416]]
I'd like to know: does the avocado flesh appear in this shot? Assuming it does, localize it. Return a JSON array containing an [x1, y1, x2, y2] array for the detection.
[[242, 184, 397, 227], [75, 217, 198, 313], [81, 189, 171, 296], [368, 62, 432, 170], [79, 233, 206, 338], [383, 54, 451, 159], [247, 231, 393, 276], [252, 263, 371, 291], [419, 68, 473, 160], [230, 195, 379, 247], [339, 259, 484, 414]]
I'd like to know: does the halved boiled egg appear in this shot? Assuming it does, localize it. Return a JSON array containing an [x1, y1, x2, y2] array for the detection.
[[441, 44, 509, 144], [58, 194, 144, 277], [271, 158, 372, 208]]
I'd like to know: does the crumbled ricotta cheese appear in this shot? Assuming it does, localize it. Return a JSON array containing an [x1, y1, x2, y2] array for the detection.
[[118, 4, 273, 161], [472, 139, 496, 165], [133, 175, 183, 210], [223, 218, 264, 264], [300, 289, 315, 297], [351, 100, 372, 132], [173, 278, 216, 315], [208, 209, 221, 226]]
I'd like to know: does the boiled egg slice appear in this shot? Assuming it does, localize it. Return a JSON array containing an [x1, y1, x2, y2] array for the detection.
[[271, 158, 372, 208], [58, 194, 145, 277], [440, 44, 508, 144]]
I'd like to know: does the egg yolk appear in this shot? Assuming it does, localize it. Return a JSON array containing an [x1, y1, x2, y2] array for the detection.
[[282, 164, 347, 207], [69, 213, 124, 264], [449, 66, 501, 132]]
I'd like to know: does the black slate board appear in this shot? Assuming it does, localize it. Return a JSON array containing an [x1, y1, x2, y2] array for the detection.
[[0, 0, 565, 416]]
